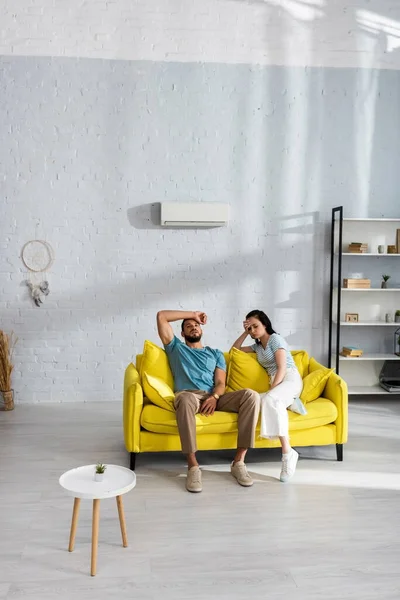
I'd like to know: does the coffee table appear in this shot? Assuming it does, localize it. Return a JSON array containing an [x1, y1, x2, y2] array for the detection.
[[59, 464, 136, 576]]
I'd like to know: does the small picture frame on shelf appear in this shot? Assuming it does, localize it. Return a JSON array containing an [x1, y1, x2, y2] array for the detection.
[[345, 313, 359, 322]]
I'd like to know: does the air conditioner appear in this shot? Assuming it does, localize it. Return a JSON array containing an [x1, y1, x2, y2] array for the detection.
[[160, 202, 229, 227]]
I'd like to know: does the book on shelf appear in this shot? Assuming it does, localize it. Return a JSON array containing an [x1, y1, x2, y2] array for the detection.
[[348, 242, 368, 253], [343, 278, 371, 289], [341, 346, 364, 357]]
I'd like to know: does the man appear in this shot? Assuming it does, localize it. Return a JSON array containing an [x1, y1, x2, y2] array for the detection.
[[156, 309, 260, 493]]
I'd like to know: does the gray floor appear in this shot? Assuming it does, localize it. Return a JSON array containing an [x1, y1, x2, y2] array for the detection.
[[1, 400, 400, 599]]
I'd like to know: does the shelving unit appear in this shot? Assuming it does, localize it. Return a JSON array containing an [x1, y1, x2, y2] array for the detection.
[[328, 209, 400, 396]]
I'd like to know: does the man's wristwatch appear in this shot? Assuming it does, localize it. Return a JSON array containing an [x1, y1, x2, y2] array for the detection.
[[212, 393, 220, 400]]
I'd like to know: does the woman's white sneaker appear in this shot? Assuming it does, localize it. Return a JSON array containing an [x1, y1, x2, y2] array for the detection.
[[280, 449, 299, 483]]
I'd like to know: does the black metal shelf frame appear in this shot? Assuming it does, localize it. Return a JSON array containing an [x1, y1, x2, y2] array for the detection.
[[328, 206, 343, 373]]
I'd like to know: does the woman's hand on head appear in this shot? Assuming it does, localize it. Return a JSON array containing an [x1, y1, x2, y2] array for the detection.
[[243, 320, 250, 334]]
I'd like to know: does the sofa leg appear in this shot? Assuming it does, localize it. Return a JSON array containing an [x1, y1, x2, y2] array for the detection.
[[336, 444, 343, 462], [129, 452, 137, 471]]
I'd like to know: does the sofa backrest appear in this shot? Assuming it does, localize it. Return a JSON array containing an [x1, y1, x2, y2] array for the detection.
[[135, 349, 309, 381]]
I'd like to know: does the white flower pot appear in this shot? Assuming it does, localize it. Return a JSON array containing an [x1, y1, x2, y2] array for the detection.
[[94, 472, 104, 482]]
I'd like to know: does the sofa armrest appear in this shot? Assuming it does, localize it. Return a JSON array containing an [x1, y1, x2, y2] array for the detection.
[[123, 363, 143, 453], [323, 371, 348, 444]]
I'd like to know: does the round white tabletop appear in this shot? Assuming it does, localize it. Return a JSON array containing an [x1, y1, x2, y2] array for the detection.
[[59, 464, 136, 500]]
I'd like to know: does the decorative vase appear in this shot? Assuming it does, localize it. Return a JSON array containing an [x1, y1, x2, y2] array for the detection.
[[1, 390, 14, 411], [381, 281, 387, 289], [395, 315, 400, 323], [94, 472, 104, 482]]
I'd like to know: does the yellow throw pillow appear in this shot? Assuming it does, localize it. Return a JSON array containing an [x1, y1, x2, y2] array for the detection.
[[143, 373, 175, 412], [300, 368, 333, 403], [291, 350, 309, 379], [227, 348, 270, 393], [140, 340, 174, 389], [309, 357, 333, 374]]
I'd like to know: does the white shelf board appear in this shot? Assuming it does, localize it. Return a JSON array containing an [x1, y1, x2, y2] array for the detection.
[[339, 353, 400, 361], [339, 321, 400, 326], [348, 385, 400, 395], [343, 218, 400, 222], [342, 253, 400, 256], [340, 288, 400, 292]]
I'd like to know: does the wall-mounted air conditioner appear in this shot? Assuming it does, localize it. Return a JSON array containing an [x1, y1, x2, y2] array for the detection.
[[160, 202, 229, 228]]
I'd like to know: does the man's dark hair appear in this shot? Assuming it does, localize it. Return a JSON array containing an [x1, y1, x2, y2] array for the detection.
[[246, 309, 276, 344], [181, 318, 191, 332]]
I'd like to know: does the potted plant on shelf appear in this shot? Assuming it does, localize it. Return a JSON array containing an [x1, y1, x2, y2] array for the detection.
[[395, 310, 400, 323], [94, 463, 107, 482], [381, 274, 391, 289], [0, 330, 18, 411]]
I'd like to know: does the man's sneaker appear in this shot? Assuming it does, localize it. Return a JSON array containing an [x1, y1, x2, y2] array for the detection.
[[280, 449, 299, 483], [186, 466, 202, 493], [231, 461, 253, 487]]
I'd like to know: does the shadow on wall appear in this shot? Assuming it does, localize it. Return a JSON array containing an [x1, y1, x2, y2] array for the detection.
[[127, 204, 160, 230]]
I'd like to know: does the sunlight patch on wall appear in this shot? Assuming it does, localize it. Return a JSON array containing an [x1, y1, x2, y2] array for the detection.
[[357, 9, 400, 53]]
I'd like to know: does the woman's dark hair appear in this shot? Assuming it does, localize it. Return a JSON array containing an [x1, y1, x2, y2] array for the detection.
[[246, 310, 276, 343]]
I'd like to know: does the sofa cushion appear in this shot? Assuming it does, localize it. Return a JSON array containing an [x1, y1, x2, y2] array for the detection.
[[226, 348, 310, 393], [140, 397, 338, 435], [141, 404, 239, 435], [301, 368, 333, 404], [291, 350, 309, 378], [140, 340, 174, 397], [143, 373, 175, 412], [287, 397, 337, 429], [309, 357, 331, 374], [226, 348, 270, 393]]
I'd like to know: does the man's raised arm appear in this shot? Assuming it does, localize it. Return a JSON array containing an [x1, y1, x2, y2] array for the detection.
[[156, 310, 207, 345]]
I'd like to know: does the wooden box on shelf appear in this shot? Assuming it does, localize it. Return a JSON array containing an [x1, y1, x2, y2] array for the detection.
[[343, 278, 371, 289]]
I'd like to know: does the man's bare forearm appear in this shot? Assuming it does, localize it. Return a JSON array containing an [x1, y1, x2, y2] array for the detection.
[[157, 310, 197, 323]]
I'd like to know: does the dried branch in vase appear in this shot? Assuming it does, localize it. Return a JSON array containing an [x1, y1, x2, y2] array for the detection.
[[0, 330, 18, 392]]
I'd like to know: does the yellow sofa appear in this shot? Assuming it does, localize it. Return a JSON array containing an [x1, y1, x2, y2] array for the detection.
[[123, 346, 348, 470]]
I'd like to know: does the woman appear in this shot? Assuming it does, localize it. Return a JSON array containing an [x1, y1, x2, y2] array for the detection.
[[231, 310, 303, 482]]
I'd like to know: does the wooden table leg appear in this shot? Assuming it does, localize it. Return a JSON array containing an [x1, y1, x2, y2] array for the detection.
[[116, 495, 128, 548], [91, 499, 100, 576], [68, 498, 81, 552]]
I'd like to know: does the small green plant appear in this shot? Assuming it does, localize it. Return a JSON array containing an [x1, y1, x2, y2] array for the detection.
[[382, 274, 391, 282], [396, 310, 400, 317], [95, 463, 107, 474]]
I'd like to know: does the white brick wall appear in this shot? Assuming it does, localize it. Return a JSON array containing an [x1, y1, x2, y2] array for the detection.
[[1, 1, 400, 69], [1, 2, 400, 404], [1, 55, 332, 405]]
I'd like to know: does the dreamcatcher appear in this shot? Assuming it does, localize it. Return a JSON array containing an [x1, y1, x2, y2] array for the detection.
[[21, 240, 54, 307]]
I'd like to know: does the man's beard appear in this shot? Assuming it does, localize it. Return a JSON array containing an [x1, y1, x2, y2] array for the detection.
[[184, 333, 202, 343]]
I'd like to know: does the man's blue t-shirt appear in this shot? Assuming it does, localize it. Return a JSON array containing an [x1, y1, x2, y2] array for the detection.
[[164, 336, 226, 393]]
